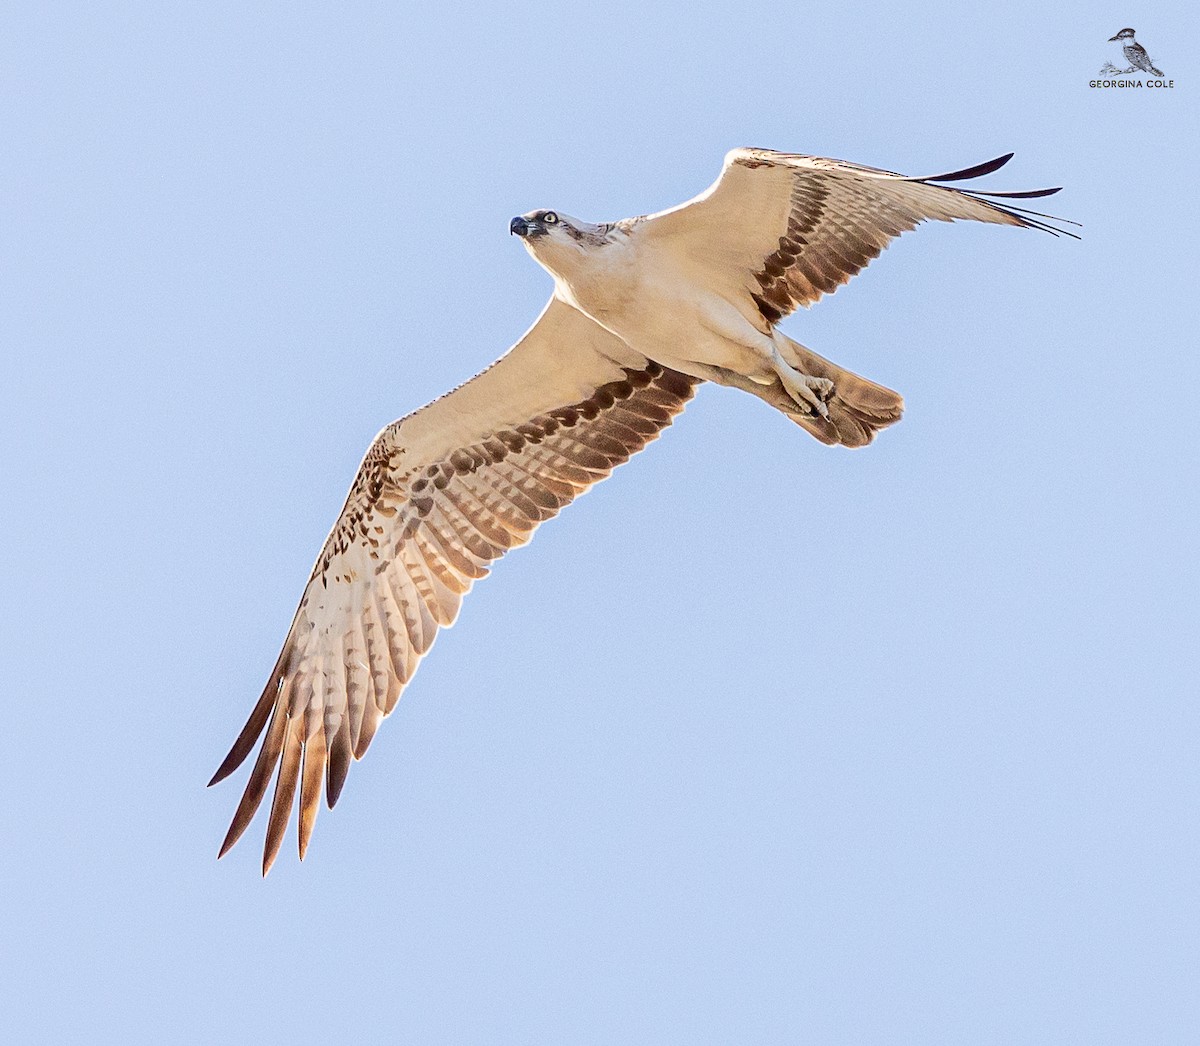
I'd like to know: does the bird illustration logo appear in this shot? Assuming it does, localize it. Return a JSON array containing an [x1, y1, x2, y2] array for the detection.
[[1103, 28, 1165, 77]]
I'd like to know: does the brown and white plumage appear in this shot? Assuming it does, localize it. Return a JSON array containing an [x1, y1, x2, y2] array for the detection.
[[210, 300, 698, 872], [211, 149, 1072, 872], [640, 149, 1074, 324]]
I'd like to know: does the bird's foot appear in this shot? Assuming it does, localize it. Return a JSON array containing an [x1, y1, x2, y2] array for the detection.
[[779, 371, 834, 419]]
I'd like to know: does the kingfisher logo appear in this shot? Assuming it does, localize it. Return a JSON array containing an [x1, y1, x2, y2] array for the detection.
[[1092, 27, 1174, 88]]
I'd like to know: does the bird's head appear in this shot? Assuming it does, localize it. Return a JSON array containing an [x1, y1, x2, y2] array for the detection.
[[1109, 28, 1136, 41], [509, 209, 612, 279]]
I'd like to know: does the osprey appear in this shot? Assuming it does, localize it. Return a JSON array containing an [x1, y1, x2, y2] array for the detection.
[[210, 148, 1074, 873]]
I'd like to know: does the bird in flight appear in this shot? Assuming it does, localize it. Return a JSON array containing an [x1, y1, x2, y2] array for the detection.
[[210, 148, 1075, 873], [1108, 28, 1165, 77]]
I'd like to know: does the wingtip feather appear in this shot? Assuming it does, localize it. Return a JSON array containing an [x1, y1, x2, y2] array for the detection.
[[969, 186, 1063, 200], [214, 695, 290, 860], [208, 649, 293, 786], [326, 717, 353, 808], [298, 729, 326, 862], [918, 152, 1015, 183], [261, 718, 303, 876]]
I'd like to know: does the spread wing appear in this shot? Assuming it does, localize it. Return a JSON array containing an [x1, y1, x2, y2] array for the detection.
[[640, 148, 1077, 326], [210, 297, 700, 873]]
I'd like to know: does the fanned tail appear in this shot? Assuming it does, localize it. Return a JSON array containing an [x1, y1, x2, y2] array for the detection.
[[778, 337, 904, 448], [704, 336, 904, 449]]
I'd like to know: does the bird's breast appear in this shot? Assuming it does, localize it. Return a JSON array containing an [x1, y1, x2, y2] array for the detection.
[[556, 253, 641, 327]]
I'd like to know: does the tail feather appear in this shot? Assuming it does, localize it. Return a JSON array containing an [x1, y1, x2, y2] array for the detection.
[[778, 337, 904, 448]]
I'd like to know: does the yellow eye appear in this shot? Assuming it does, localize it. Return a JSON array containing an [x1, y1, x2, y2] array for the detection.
[[543, 212, 558, 224]]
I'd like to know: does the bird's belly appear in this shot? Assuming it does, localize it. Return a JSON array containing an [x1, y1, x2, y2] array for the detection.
[[597, 285, 774, 379]]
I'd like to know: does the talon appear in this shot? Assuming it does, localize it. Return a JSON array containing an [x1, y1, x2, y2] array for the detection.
[[770, 349, 837, 420], [809, 378, 833, 418], [788, 374, 834, 418]]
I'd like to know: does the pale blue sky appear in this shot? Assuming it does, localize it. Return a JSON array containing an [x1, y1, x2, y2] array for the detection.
[[2, 1, 1198, 1043]]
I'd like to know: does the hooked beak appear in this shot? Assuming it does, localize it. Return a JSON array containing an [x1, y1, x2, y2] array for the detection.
[[510, 215, 547, 239]]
